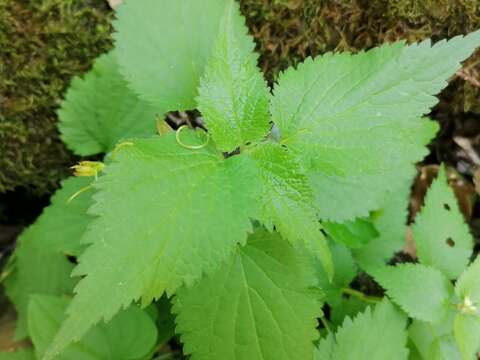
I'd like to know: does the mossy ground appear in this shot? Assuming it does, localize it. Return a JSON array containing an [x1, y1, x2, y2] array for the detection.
[[240, 0, 480, 81], [0, 0, 113, 196]]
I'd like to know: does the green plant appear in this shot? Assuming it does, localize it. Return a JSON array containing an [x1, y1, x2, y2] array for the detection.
[[1, 0, 480, 359]]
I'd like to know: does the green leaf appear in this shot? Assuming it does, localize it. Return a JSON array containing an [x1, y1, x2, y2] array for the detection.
[[250, 141, 332, 276], [271, 32, 480, 221], [409, 320, 437, 360], [454, 257, 480, 359], [45, 130, 261, 359], [325, 299, 408, 360], [454, 314, 480, 360], [114, 0, 254, 111], [413, 165, 473, 279], [353, 172, 414, 271], [173, 229, 322, 360], [5, 177, 94, 339], [323, 218, 378, 249], [434, 338, 463, 360], [315, 333, 335, 360], [28, 295, 157, 360], [409, 312, 461, 360], [372, 263, 453, 323], [197, 3, 270, 152], [330, 297, 368, 328], [314, 241, 357, 307], [0, 350, 35, 360], [58, 51, 159, 156], [455, 256, 480, 304]]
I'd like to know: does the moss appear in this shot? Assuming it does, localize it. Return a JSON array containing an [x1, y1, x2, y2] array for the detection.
[[0, 0, 113, 194], [240, 0, 480, 81]]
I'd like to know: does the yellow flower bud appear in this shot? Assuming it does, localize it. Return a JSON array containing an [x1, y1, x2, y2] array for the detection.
[[70, 161, 105, 178]]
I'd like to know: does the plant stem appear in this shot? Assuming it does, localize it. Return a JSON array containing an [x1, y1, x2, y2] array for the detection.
[[341, 287, 382, 304], [152, 353, 177, 360], [319, 316, 332, 334]]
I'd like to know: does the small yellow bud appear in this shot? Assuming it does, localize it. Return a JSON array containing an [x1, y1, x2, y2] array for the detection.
[[70, 161, 105, 178], [156, 116, 172, 135]]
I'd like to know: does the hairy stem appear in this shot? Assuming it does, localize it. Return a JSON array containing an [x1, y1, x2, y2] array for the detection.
[[341, 287, 382, 304]]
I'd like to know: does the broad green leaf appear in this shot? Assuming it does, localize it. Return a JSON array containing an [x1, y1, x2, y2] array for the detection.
[[5, 177, 93, 339], [271, 32, 480, 220], [455, 256, 480, 304], [413, 165, 473, 279], [353, 171, 414, 271], [14, 176, 93, 257], [250, 142, 332, 276], [173, 229, 322, 360], [409, 312, 461, 360], [45, 130, 260, 359], [58, 51, 159, 156], [372, 263, 453, 323], [315, 333, 335, 360], [114, 0, 254, 111], [409, 320, 437, 360], [326, 299, 408, 360], [323, 217, 377, 249], [28, 295, 157, 360], [454, 257, 480, 359], [0, 350, 35, 360], [330, 297, 367, 328], [314, 241, 357, 307], [454, 314, 480, 360], [197, 2, 270, 152], [434, 338, 463, 360]]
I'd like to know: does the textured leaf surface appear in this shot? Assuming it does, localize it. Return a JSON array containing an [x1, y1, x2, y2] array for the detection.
[[174, 229, 322, 360], [322, 299, 408, 360], [197, 3, 270, 152], [455, 256, 480, 304], [410, 320, 462, 360], [454, 314, 480, 360], [114, 0, 254, 110], [271, 32, 480, 220], [372, 264, 452, 323], [323, 218, 377, 249], [315, 334, 335, 360], [58, 51, 159, 156], [45, 130, 260, 359], [250, 142, 332, 275], [353, 171, 414, 270], [433, 338, 463, 360], [5, 177, 93, 339], [315, 241, 356, 307], [409, 320, 461, 360], [409, 310, 460, 360], [330, 297, 367, 328], [28, 295, 157, 360], [413, 166, 473, 279]]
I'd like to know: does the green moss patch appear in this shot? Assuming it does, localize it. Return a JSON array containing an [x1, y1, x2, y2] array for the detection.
[[0, 0, 113, 194]]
